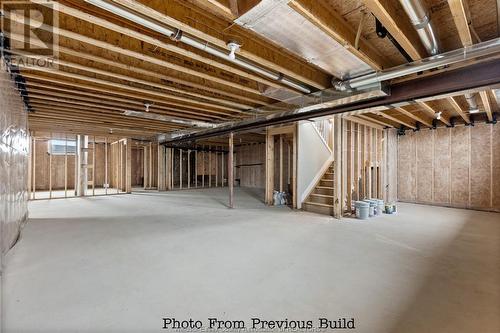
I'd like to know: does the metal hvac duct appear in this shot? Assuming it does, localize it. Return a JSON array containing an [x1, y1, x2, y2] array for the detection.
[[84, 0, 312, 93], [399, 0, 440, 55], [334, 38, 500, 91], [464, 93, 479, 113]]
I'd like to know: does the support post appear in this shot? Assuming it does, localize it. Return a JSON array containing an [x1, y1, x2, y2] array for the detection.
[[105, 137, 108, 195], [229, 132, 234, 208], [49, 134, 52, 199], [125, 138, 132, 193], [77, 135, 88, 197], [333, 116, 343, 218], [64, 134, 68, 198]]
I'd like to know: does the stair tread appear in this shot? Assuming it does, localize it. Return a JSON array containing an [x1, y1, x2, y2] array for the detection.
[[304, 201, 334, 208], [310, 193, 334, 198], [316, 186, 334, 189], [321, 179, 333, 181]]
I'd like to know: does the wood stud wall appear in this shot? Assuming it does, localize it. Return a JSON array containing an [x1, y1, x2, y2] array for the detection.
[[338, 119, 396, 215], [28, 134, 131, 199], [398, 124, 500, 212]]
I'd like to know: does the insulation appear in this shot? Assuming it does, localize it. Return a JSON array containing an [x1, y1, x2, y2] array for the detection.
[[433, 127, 451, 204], [398, 131, 416, 202], [0, 67, 29, 254], [450, 126, 469, 208], [235, 0, 373, 78], [398, 124, 500, 212], [470, 124, 491, 209], [416, 130, 433, 203]]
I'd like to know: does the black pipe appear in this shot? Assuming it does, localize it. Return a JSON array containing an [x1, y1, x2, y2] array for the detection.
[[375, 18, 413, 63], [165, 58, 500, 144]]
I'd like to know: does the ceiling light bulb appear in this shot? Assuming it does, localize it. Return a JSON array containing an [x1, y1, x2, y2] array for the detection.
[[227, 41, 240, 60], [436, 111, 442, 120], [469, 108, 480, 114]]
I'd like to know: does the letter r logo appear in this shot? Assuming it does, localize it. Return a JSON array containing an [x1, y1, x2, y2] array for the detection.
[[1, 1, 59, 57]]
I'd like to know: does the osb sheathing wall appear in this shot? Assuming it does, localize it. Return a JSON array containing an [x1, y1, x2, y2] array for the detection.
[[398, 124, 500, 212], [32, 140, 109, 190], [0, 68, 28, 254], [235, 143, 265, 188]]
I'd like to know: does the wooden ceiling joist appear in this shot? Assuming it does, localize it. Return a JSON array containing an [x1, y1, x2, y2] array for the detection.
[[289, 0, 390, 70], [28, 91, 222, 121], [356, 114, 395, 128], [41, 2, 311, 93], [26, 84, 226, 121], [479, 91, 494, 122], [56, 45, 268, 106], [448, 0, 473, 47], [21, 66, 241, 114], [90, 0, 331, 89], [344, 115, 386, 130], [361, 0, 428, 60], [394, 107, 433, 127], [447, 96, 471, 124], [376, 111, 417, 129], [15, 52, 253, 110], [23, 74, 236, 117], [6, 13, 273, 98], [419, 102, 452, 126]]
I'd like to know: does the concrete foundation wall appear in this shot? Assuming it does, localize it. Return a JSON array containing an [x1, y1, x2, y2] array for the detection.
[[398, 124, 500, 212]]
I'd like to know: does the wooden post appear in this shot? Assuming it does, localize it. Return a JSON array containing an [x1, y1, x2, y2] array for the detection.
[[105, 137, 108, 195], [125, 138, 132, 193], [347, 121, 352, 213], [77, 135, 89, 197], [49, 134, 52, 199], [195, 149, 198, 188], [221, 148, 225, 187], [187, 150, 191, 189], [149, 142, 152, 189], [92, 136, 96, 196], [28, 134, 32, 200], [119, 142, 122, 193], [265, 130, 275, 205], [292, 125, 297, 208], [63, 134, 68, 198], [333, 116, 343, 218], [279, 135, 283, 192], [215, 148, 218, 187], [202, 146, 205, 188], [32, 137, 36, 200], [229, 133, 234, 208], [208, 146, 212, 187], [179, 149, 183, 190]]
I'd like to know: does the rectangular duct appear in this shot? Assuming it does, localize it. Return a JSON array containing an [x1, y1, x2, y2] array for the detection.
[[235, 0, 373, 79]]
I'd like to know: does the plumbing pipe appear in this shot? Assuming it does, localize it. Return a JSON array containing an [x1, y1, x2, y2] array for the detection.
[[84, 0, 311, 94]]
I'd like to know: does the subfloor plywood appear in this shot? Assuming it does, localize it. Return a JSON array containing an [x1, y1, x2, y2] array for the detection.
[[4, 189, 500, 333]]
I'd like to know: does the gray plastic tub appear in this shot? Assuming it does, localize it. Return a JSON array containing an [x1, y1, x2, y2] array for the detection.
[[363, 199, 377, 217], [355, 201, 370, 220]]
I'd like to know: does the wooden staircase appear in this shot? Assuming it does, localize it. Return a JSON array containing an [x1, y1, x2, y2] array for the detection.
[[302, 163, 335, 215]]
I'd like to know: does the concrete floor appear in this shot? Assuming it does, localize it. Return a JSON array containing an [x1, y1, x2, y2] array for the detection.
[[3, 188, 499, 333]]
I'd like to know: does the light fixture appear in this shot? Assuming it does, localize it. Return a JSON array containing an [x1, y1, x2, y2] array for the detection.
[[226, 41, 240, 60], [144, 102, 153, 112], [469, 108, 480, 114], [83, 0, 311, 94], [436, 111, 442, 120], [123, 110, 218, 128]]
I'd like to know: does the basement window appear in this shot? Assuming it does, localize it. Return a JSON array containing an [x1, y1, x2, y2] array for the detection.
[[49, 139, 76, 155]]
